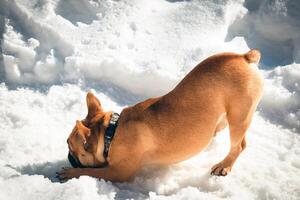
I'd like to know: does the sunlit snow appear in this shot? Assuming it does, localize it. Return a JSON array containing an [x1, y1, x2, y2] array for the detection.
[[0, 0, 299, 199]]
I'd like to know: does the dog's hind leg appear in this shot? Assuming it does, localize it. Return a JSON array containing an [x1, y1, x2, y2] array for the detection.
[[211, 98, 257, 176]]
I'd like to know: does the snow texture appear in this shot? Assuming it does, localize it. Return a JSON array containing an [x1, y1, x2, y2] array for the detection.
[[0, 0, 299, 199]]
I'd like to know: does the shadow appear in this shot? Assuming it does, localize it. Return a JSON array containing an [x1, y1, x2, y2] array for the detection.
[[9, 159, 220, 199], [165, 0, 191, 2], [225, 0, 300, 69], [9, 161, 174, 199], [10, 162, 172, 199], [0, 0, 7, 82], [3, 78, 145, 107], [55, 0, 104, 26], [81, 80, 146, 106], [9, 159, 71, 183]]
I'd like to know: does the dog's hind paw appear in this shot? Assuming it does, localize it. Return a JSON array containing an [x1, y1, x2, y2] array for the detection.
[[211, 162, 231, 176]]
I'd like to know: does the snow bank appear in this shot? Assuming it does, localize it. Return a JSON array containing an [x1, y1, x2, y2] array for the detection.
[[2, 0, 248, 95], [260, 63, 300, 132], [1, 0, 300, 199], [227, 0, 300, 67]]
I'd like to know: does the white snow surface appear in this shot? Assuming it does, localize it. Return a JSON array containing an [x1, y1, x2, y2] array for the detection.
[[0, 0, 299, 199]]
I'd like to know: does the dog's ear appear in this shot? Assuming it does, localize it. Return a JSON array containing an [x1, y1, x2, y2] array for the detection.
[[76, 120, 91, 144], [86, 91, 103, 120]]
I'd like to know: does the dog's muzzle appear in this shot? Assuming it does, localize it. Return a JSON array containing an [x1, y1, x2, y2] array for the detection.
[[68, 152, 84, 168]]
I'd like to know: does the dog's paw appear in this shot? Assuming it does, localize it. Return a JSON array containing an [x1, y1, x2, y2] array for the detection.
[[56, 167, 81, 182], [211, 162, 231, 176]]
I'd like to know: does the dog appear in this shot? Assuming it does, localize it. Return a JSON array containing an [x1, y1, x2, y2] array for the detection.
[[57, 50, 263, 182]]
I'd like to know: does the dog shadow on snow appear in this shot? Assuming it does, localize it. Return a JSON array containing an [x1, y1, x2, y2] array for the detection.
[[8, 159, 70, 183], [9, 142, 221, 199], [8, 160, 216, 199], [6, 139, 224, 199]]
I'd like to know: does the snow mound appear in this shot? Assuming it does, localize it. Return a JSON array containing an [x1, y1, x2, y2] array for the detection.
[[226, 0, 300, 67], [260, 63, 300, 132], [2, 0, 248, 95]]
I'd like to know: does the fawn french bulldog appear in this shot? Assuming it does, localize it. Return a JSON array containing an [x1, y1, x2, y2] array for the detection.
[[57, 50, 263, 182]]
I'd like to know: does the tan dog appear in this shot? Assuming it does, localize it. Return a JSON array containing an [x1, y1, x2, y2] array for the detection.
[[58, 50, 263, 182]]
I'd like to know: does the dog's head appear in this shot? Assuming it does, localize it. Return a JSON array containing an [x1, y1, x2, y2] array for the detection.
[[67, 92, 113, 168]]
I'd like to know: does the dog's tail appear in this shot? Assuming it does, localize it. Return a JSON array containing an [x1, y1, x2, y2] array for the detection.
[[244, 49, 261, 64]]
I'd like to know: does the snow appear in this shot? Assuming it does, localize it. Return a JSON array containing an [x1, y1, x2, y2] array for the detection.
[[260, 64, 300, 132], [0, 0, 299, 199], [227, 0, 300, 67]]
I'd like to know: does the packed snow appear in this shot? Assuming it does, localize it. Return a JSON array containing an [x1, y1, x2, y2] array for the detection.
[[0, 0, 299, 199]]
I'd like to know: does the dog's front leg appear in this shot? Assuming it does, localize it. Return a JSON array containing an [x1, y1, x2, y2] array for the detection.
[[57, 165, 137, 182], [57, 167, 118, 182], [57, 167, 83, 181]]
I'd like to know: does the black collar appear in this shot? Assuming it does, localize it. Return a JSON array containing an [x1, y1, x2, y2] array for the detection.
[[103, 112, 120, 158]]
